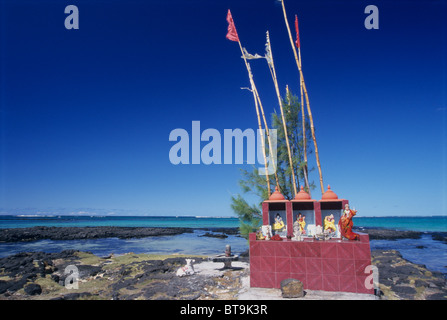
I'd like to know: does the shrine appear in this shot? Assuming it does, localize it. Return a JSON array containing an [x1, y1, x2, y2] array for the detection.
[[249, 186, 373, 294], [225, 0, 375, 296]]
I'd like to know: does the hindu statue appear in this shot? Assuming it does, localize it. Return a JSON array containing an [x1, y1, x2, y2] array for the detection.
[[324, 214, 336, 233], [338, 204, 360, 240], [272, 213, 285, 234], [293, 213, 306, 235]]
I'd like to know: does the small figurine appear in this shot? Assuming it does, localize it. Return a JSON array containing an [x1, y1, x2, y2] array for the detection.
[[292, 216, 303, 241], [298, 213, 306, 234], [339, 204, 360, 240], [176, 259, 195, 277], [261, 225, 272, 240], [324, 214, 336, 233], [272, 213, 285, 234], [315, 225, 323, 239]]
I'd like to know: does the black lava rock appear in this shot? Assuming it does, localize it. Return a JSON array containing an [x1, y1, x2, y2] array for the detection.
[[24, 283, 42, 295]]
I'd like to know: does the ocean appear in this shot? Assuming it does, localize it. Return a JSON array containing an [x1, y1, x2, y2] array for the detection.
[[0, 215, 446, 275]]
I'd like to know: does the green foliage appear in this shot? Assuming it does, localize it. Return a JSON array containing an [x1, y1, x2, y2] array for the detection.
[[231, 90, 315, 238], [230, 194, 262, 239]]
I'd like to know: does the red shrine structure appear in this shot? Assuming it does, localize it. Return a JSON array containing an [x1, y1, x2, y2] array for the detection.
[[249, 185, 373, 294]]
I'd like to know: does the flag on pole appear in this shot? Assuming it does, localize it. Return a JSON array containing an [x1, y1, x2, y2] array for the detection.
[[226, 10, 239, 42], [265, 31, 273, 68], [295, 15, 300, 48], [242, 48, 264, 60]]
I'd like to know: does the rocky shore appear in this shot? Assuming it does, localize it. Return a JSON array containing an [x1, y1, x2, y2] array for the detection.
[[0, 226, 446, 300], [353, 227, 423, 241], [371, 250, 447, 300], [0, 248, 445, 300], [0, 226, 243, 242], [0, 226, 194, 242], [0, 225, 441, 243], [0, 250, 248, 300]]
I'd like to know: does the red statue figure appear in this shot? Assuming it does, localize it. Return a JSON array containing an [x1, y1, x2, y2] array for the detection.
[[338, 204, 360, 240]]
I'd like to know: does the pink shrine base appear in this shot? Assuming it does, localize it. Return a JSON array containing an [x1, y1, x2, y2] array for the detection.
[[248, 232, 374, 294]]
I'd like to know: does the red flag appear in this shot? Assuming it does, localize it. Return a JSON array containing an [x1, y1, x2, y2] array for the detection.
[[226, 10, 239, 42], [295, 15, 300, 48]]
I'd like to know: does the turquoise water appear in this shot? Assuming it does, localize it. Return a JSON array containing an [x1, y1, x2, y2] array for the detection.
[[0, 230, 247, 258], [1, 215, 446, 232], [0, 215, 446, 275], [355, 216, 447, 232], [0, 215, 240, 229]]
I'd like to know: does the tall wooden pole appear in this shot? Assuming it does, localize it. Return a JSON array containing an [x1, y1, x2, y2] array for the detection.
[[250, 72, 280, 191], [286, 84, 310, 196], [297, 47, 310, 195], [237, 41, 271, 195], [265, 31, 298, 197], [241, 46, 281, 190], [295, 15, 310, 195], [280, 0, 325, 195]]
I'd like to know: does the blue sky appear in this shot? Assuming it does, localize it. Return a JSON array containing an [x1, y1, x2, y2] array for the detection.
[[0, 0, 446, 217]]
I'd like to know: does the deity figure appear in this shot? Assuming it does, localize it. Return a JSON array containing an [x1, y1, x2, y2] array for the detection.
[[272, 213, 285, 233], [338, 204, 360, 240], [261, 225, 272, 240], [324, 214, 336, 233], [293, 213, 306, 235]]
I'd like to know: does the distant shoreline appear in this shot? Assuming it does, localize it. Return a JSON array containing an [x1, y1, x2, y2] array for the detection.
[[0, 226, 240, 242], [0, 225, 446, 243]]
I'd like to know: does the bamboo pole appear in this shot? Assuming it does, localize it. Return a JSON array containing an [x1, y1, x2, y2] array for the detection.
[[280, 0, 325, 195], [250, 74, 280, 190], [296, 17, 310, 195], [241, 47, 281, 190], [236, 40, 272, 195], [265, 31, 298, 197], [285, 84, 310, 196]]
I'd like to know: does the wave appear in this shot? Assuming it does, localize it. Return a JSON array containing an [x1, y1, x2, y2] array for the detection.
[[16, 215, 56, 218]]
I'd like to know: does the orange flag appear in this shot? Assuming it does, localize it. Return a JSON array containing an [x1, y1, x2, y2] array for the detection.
[[295, 15, 300, 48], [226, 10, 239, 42]]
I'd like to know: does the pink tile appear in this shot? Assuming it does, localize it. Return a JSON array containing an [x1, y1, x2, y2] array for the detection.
[[259, 256, 275, 272], [290, 257, 307, 273], [306, 258, 322, 274], [250, 271, 263, 287], [250, 256, 261, 272], [337, 242, 354, 259], [275, 257, 291, 273], [356, 275, 375, 294], [355, 259, 372, 276], [262, 202, 269, 225], [250, 242, 260, 257], [338, 259, 355, 276], [322, 258, 339, 275], [305, 242, 321, 257], [290, 242, 306, 257], [306, 274, 323, 290], [258, 272, 276, 288], [275, 242, 291, 257], [353, 243, 371, 260], [260, 242, 276, 257], [249, 233, 257, 241], [339, 275, 356, 293], [321, 242, 338, 259], [323, 275, 340, 292]]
